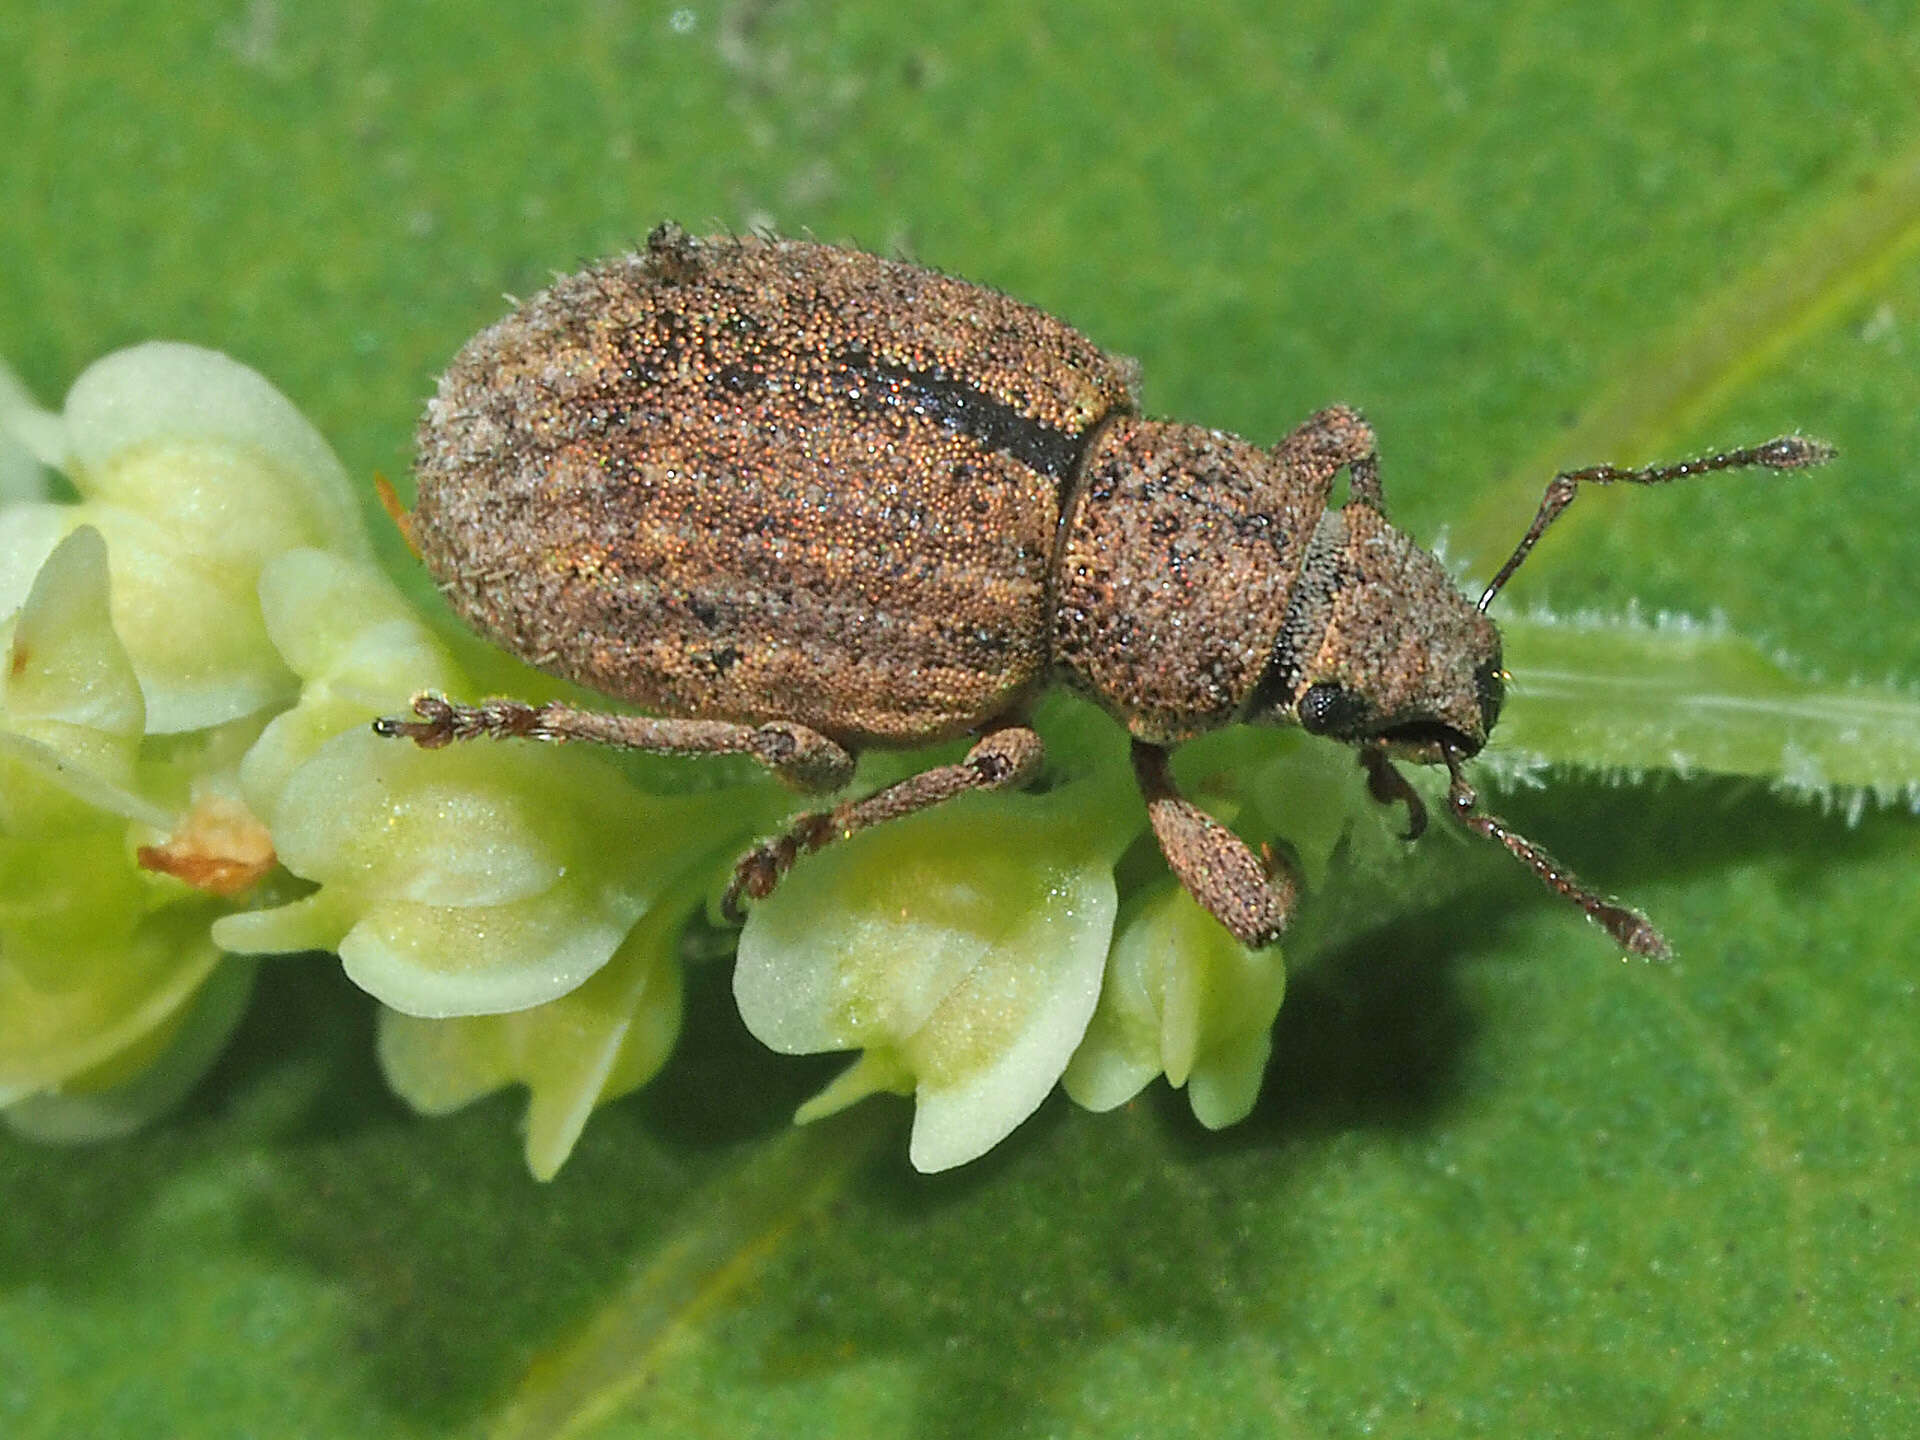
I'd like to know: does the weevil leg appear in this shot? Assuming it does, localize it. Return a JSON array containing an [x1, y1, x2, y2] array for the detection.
[[1272, 403, 1385, 511], [1131, 740, 1297, 949], [1359, 745, 1427, 841], [722, 724, 1047, 922], [372, 693, 857, 793]]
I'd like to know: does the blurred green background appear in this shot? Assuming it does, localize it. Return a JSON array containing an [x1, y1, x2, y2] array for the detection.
[[3, 2, 1916, 1435]]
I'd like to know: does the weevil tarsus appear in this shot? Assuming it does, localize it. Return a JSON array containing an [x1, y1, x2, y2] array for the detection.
[[1360, 746, 1428, 841]]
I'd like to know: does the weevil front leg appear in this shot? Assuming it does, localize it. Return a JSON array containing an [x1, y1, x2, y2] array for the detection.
[[373, 693, 857, 792], [1359, 745, 1428, 840], [1272, 403, 1386, 511], [1131, 740, 1298, 949], [723, 724, 1047, 921]]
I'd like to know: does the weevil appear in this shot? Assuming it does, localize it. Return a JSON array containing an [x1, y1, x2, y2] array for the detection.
[[375, 224, 1832, 957]]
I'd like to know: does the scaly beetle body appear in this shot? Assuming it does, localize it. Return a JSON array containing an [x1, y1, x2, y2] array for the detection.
[[381, 224, 1831, 954]]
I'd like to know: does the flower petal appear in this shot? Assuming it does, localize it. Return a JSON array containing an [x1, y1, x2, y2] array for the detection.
[[376, 895, 691, 1179], [735, 783, 1131, 1172], [59, 342, 366, 562], [1063, 883, 1285, 1130], [0, 895, 224, 1095], [4, 526, 145, 751], [3, 957, 254, 1143], [0, 344, 374, 732]]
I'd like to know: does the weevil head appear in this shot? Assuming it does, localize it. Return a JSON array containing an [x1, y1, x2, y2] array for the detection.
[[1249, 504, 1505, 763]]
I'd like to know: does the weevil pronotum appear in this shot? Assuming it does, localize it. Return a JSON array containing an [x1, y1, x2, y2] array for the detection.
[[375, 224, 1833, 958]]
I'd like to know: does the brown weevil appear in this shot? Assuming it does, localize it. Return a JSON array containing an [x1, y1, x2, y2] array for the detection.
[[375, 224, 1833, 957]]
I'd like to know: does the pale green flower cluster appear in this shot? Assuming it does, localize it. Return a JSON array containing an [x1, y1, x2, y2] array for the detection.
[[209, 545, 774, 1177], [13, 341, 1908, 1177], [0, 341, 366, 1140], [0, 344, 798, 1175], [732, 725, 1379, 1170]]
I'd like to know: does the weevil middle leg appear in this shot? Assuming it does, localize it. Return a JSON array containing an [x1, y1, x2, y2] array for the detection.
[[723, 724, 1047, 920], [376, 696, 1051, 921]]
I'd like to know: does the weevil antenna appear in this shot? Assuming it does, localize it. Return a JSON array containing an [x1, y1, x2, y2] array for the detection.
[[1476, 435, 1835, 613], [1442, 747, 1671, 960]]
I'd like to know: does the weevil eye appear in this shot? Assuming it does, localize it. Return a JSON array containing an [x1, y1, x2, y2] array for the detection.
[[1297, 682, 1370, 737]]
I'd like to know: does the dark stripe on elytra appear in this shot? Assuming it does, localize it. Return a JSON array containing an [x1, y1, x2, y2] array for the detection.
[[597, 322, 1098, 509], [827, 345, 1094, 482]]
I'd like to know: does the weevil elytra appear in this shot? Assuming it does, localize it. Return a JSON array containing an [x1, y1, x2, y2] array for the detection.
[[376, 224, 1833, 957]]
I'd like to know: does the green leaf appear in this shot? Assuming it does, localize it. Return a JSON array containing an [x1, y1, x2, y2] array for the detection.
[[3, 2, 1915, 1436], [1493, 608, 1920, 809]]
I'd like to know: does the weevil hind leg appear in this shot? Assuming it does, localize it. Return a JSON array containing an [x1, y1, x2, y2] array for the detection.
[[372, 693, 857, 792], [722, 724, 1048, 923], [1131, 740, 1298, 949]]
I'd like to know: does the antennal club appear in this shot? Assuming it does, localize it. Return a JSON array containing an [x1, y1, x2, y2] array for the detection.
[[1443, 748, 1670, 960], [1478, 434, 1835, 613]]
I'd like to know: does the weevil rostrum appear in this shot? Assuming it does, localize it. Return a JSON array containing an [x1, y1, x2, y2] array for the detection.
[[375, 224, 1832, 958]]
